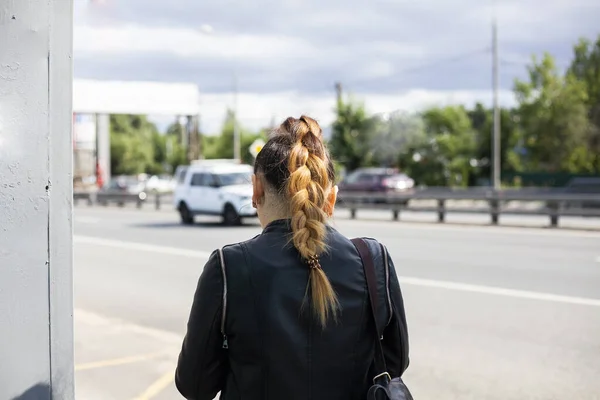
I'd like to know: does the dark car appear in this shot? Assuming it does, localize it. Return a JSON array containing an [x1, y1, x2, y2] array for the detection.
[[97, 176, 148, 207], [563, 177, 600, 209], [338, 168, 415, 193], [337, 168, 414, 205]]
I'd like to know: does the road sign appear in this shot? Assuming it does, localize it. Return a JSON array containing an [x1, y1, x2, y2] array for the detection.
[[249, 139, 265, 158]]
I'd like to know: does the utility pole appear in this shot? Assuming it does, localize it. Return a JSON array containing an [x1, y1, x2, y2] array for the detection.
[[233, 72, 241, 162], [491, 8, 501, 190], [335, 82, 343, 104], [195, 114, 203, 160], [186, 115, 194, 163]]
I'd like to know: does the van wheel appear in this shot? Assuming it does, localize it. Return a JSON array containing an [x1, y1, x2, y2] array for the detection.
[[223, 204, 242, 226], [179, 203, 194, 225]]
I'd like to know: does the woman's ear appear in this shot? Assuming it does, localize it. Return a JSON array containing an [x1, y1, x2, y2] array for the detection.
[[325, 185, 338, 217], [252, 174, 264, 207]]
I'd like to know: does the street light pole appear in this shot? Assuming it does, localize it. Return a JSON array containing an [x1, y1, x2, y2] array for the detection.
[[491, 5, 501, 190], [233, 71, 241, 162]]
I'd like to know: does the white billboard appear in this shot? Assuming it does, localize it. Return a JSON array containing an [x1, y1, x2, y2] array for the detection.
[[73, 113, 96, 150]]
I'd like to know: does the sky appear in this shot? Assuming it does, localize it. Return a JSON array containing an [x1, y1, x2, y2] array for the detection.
[[74, 0, 600, 134]]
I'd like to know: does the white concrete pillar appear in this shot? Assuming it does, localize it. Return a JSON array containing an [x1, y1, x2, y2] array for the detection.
[[0, 1, 74, 399]]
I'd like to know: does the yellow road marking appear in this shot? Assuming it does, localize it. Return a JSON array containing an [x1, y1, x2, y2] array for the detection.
[[75, 352, 166, 371], [131, 371, 174, 400]]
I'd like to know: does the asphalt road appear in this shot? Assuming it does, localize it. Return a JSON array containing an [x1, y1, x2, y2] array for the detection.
[[73, 206, 600, 400]]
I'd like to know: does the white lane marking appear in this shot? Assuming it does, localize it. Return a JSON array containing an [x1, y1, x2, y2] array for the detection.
[[74, 235, 212, 259], [76, 235, 600, 308], [75, 217, 100, 224], [596, 256, 600, 263], [399, 276, 600, 307]]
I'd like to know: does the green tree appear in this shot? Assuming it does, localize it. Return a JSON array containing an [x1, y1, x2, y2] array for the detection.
[[426, 106, 477, 186], [329, 95, 378, 171], [110, 115, 160, 175], [397, 106, 477, 187], [212, 109, 238, 159], [371, 111, 427, 168], [147, 131, 167, 175], [468, 103, 523, 184], [514, 53, 591, 172], [202, 135, 221, 159], [203, 109, 267, 164], [569, 36, 600, 112], [164, 121, 204, 172], [568, 35, 600, 172]]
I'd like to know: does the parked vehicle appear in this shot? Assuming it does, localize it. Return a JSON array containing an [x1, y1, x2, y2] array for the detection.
[[173, 161, 256, 226], [142, 174, 176, 193], [338, 167, 414, 192], [97, 176, 148, 207], [563, 177, 600, 209], [337, 168, 415, 205]]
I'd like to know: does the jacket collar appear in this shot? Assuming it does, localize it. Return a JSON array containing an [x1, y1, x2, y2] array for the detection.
[[262, 218, 292, 234]]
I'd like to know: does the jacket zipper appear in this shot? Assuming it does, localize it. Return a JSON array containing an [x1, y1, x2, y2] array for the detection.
[[218, 248, 229, 349]]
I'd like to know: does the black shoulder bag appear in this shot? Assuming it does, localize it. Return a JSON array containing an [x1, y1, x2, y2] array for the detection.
[[351, 238, 414, 400]]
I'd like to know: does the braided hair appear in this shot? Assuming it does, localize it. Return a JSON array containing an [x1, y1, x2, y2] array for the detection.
[[254, 116, 339, 327]]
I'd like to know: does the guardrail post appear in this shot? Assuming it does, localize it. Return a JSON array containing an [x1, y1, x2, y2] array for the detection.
[[350, 208, 356, 219], [437, 200, 446, 223], [548, 201, 559, 228], [155, 193, 161, 210], [490, 200, 499, 225], [392, 208, 399, 221]]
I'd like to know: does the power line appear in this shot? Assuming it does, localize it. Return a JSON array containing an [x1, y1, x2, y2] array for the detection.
[[394, 47, 491, 75], [343, 46, 491, 89]]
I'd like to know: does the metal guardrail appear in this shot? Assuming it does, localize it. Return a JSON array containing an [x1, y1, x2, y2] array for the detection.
[[74, 188, 600, 227], [337, 188, 600, 227], [73, 191, 174, 210]]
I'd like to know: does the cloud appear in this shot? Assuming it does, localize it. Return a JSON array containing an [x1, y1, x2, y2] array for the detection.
[[73, 0, 600, 133], [74, 24, 316, 61], [147, 87, 515, 135]]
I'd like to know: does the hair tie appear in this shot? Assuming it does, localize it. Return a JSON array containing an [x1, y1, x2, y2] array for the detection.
[[306, 255, 321, 270]]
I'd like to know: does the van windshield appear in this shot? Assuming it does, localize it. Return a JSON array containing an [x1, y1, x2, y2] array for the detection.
[[216, 172, 252, 186], [176, 167, 189, 184]]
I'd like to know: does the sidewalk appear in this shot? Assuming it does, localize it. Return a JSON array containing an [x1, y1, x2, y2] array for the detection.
[[74, 309, 184, 400]]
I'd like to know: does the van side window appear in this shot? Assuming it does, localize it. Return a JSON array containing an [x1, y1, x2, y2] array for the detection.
[[205, 174, 218, 187], [190, 173, 206, 187]]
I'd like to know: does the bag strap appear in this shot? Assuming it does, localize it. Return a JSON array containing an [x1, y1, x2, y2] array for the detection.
[[351, 238, 390, 383], [217, 248, 229, 349]]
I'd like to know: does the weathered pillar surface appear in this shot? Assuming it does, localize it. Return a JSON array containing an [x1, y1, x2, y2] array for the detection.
[[0, 1, 74, 399]]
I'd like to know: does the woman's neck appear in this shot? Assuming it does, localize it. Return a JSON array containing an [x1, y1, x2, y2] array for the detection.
[[258, 197, 291, 228], [259, 210, 291, 229]]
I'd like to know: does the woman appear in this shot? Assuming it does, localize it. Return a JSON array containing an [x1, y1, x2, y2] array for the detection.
[[175, 116, 410, 400]]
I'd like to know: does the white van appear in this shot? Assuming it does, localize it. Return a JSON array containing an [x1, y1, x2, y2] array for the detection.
[[173, 161, 256, 225]]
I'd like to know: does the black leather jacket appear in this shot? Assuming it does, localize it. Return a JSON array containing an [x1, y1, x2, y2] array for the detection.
[[175, 219, 410, 400]]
